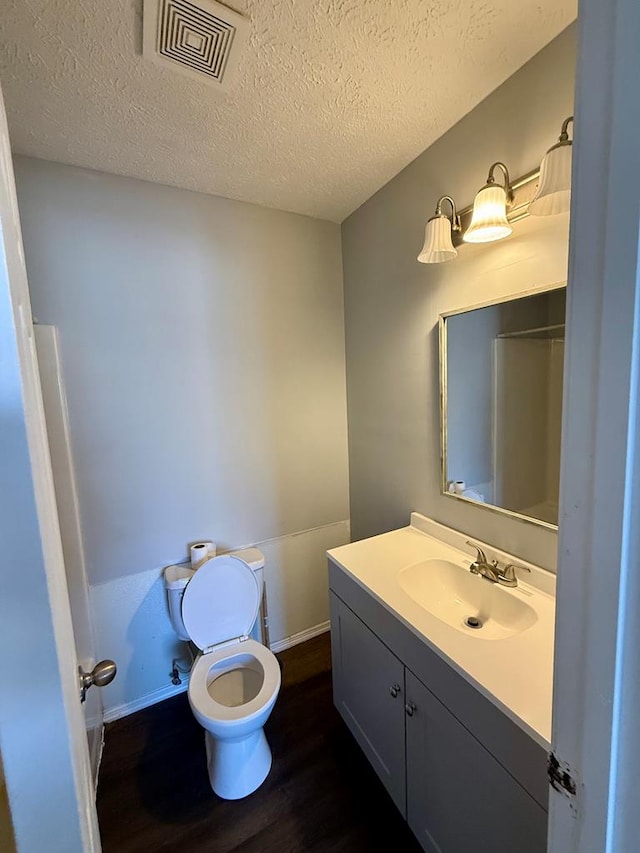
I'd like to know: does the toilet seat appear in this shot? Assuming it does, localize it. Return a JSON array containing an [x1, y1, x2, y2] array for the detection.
[[189, 638, 281, 727]]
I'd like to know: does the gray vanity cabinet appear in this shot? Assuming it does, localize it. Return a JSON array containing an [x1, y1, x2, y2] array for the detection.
[[329, 562, 548, 853], [405, 670, 548, 853], [329, 593, 406, 813]]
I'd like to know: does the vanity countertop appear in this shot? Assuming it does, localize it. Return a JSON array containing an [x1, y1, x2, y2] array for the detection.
[[328, 514, 556, 749]]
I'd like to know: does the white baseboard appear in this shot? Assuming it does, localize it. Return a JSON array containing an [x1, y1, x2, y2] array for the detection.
[[269, 620, 330, 653], [103, 622, 331, 722], [103, 679, 188, 723]]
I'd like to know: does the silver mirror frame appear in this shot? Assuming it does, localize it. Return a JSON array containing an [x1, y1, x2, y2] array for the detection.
[[439, 280, 567, 531]]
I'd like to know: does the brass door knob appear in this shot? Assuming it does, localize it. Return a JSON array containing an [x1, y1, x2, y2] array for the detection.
[[79, 660, 117, 703]]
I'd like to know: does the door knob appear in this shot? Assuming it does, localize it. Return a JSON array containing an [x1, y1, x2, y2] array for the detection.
[[405, 701, 416, 717], [79, 660, 117, 703], [389, 683, 401, 698]]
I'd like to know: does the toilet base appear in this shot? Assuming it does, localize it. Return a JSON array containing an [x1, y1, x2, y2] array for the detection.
[[205, 727, 272, 800]]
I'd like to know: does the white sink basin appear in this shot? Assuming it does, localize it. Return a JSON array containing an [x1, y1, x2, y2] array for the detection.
[[328, 514, 556, 744], [398, 558, 537, 639]]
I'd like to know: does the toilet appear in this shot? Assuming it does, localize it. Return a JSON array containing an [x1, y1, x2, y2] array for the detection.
[[164, 550, 281, 800]]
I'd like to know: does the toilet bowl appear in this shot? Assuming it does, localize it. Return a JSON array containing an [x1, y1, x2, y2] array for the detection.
[[168, 554, 281, 800], [189, 638, 280, 799]]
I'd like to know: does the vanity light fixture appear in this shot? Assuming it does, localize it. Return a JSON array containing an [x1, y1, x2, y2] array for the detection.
[[417, 196, 461, 264], [417, 115, 575, 265], [529, 116, 574, 216], [463, 162, 514, 244]]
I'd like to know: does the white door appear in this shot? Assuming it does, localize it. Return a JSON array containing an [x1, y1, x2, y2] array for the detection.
[[0, 82, 102, 851], [548, 0, 640, 850], [35, 325, 105, 783]]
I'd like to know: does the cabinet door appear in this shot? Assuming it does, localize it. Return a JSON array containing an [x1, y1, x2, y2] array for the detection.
[[330, 593, 406, 814], [405, 670, 547, 853]]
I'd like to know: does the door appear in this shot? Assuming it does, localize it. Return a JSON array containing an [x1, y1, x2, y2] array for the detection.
[[405, 670, 547, 853], [330, 593, 406, 813], [548, 0, 640, 850], [35, 325, 104, 782], [0, 82, 101, 851]]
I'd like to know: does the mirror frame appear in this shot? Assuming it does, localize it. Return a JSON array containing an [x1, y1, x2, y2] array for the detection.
[[438, 280, 567, 531]]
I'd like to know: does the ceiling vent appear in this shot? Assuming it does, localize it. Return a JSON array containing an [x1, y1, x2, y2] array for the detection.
[[142, 0, 249, 90]]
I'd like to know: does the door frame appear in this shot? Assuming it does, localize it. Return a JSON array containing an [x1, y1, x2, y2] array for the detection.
[[0, 85, 100, 851], [35, 323, 104, 787], [548, 0, 640, 850]]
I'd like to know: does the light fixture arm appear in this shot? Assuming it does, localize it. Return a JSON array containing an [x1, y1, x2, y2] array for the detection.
[[435, 195, 461, 232], [543, 116, 574, 158], [486, 162, 514, 203], [559, 115, 574, 143]]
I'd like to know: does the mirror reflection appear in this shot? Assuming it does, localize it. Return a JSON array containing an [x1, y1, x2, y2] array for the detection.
[[441, 287, 566, 527]]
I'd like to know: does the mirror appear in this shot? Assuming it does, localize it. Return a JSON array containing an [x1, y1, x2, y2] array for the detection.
[[440, 286, 566, 528]]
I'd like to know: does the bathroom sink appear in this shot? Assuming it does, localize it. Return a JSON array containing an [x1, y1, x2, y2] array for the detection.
[[398, 559, 537, 639]]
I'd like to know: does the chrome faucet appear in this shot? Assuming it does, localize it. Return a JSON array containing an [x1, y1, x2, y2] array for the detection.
[[466, 541, 501, 582], [497, 562, 531, 588], [466, 541, 531, 587]]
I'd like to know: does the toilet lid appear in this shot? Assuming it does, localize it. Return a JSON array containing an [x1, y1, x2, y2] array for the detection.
[[181, 555, 260, 651]]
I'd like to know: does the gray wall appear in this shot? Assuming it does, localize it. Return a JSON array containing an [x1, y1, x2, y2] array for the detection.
[[14, 159, 350, 714], [15, 158, 349, 582], [341, 25, 576, 571]]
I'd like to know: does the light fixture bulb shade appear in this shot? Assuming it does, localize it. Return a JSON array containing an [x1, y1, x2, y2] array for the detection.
[[529, 143, 572, 216], [417, 215, 457, 263], [463, 184, 512, 244]]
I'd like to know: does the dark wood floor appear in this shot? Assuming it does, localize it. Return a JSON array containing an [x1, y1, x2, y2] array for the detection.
[[97, 634, 421, 852]]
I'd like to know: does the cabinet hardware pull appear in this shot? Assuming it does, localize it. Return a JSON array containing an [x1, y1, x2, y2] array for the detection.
[[389, 684, 401, 698], [405, 701, 416, 717]]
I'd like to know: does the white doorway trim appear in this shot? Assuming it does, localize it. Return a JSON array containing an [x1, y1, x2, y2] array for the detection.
[[549, 0, 640, 850], [35, 324, 105, 786]]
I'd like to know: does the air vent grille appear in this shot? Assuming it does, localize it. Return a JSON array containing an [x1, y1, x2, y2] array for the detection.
[[143, 0, 249, 90]]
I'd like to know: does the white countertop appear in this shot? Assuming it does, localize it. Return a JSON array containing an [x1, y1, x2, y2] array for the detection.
[[328, 514, 556, 749]]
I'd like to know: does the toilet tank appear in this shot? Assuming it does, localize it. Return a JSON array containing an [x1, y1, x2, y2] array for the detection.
[[164, 548, 266, 643], [164, 564, 195, 641]]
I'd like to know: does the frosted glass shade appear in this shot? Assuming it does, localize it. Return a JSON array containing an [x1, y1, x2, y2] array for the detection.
[[417, 215, 457, 263], [529, 143, 572, 216], [463, 184, 512, 244]]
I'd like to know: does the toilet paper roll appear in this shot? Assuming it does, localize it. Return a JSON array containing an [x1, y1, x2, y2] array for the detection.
[[190, 541, 216, 570], [453, 481, 466, 495]]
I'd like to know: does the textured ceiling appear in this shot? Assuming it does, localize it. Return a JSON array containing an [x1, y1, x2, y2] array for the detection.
[[0, 0, 576, 222]]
